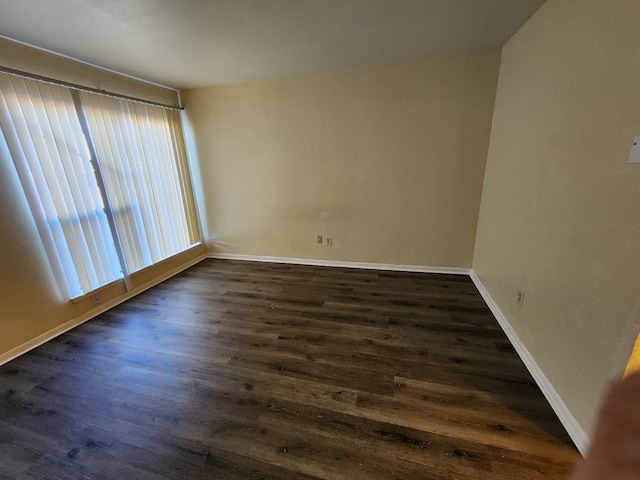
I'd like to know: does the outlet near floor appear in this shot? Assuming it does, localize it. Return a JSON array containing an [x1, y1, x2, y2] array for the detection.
[[90, 293, 102, 307]]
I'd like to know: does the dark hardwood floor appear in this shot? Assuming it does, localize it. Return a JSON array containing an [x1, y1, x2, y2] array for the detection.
[[0, 259, 580, 479]]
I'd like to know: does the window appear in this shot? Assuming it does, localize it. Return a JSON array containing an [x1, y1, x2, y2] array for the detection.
[[0, 73, 200, 299], [80, 92, 199, 274]]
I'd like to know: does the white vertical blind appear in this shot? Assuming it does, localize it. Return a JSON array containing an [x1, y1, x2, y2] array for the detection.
[[80, 92, 199, 273], [0, 74, 122, 298], [0, 72, 200, 299]]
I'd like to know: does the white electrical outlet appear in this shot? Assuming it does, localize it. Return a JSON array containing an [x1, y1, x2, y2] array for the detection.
[[90, 293, 101, 306], [628, 136, 640, 164], [325, 237, 332, 246]]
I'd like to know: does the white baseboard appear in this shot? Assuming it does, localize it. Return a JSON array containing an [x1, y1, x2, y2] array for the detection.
[[469, 271, 589, 455], [0, 253, 207, 367], [207, 252, 471, 275]]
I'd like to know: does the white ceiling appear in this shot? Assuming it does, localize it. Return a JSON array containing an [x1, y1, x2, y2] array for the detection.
[[0, 0, 545, 90]]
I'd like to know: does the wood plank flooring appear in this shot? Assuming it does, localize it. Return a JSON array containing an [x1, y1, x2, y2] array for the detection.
[[0, 259, 580, 479]]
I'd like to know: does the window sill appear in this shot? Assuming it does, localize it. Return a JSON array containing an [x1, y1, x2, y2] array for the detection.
[[69, 241, 203, 305]]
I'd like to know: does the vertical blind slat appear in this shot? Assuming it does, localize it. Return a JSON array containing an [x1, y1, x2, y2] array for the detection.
[[156, 107, 189, 250], [170, 110, 199, 242]]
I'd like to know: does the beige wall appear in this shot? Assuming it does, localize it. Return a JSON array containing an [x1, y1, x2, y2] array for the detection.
[[184, 50, 501, 267], [473, 0, 640, 434]]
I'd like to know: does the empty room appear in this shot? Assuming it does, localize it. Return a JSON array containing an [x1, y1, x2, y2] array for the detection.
[[1, 0, 639, 478]]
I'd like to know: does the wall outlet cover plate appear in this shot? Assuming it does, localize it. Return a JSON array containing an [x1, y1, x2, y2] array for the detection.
[[628, 136, 640, 164]]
